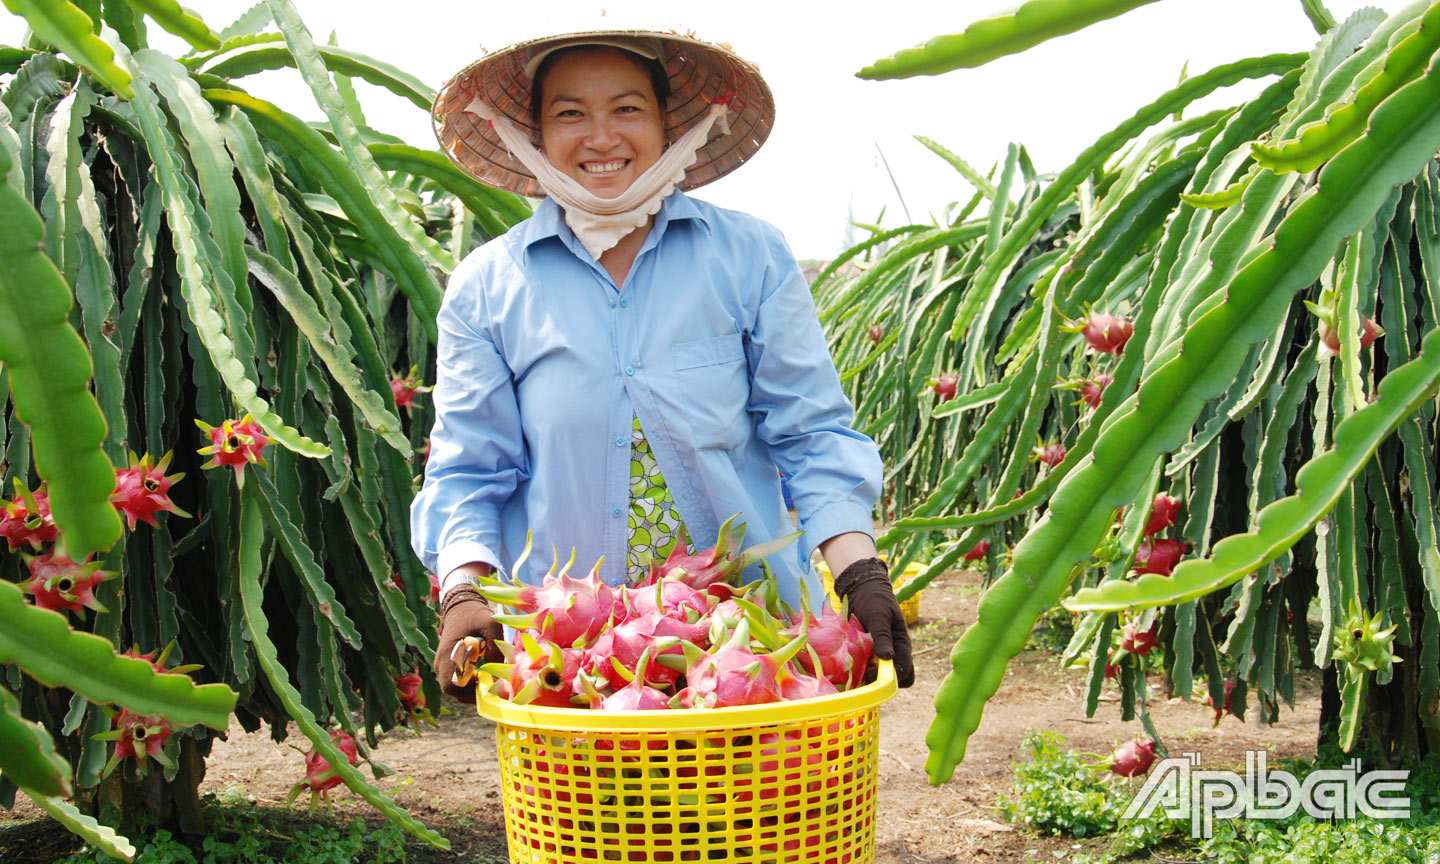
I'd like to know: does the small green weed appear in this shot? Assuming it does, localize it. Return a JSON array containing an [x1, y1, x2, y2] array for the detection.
[[999, 730, 1440, 864], [53, 802, 408, 864], [996, 730, 1127, 838]]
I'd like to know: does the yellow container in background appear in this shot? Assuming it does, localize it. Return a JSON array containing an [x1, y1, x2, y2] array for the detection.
[[816, 560, 924, 625], [477, 663, 898, 863]]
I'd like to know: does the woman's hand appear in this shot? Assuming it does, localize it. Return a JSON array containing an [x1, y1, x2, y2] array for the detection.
[[434, 575, 505, 704], [830, 556, 915, 689]]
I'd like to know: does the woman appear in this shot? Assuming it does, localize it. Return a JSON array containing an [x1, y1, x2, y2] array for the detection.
[[415, 31, 913, 700]]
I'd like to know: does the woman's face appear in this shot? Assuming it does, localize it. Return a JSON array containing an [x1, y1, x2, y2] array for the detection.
[[538, 48, 666, 199]]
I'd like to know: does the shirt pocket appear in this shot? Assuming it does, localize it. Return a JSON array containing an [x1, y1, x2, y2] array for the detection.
[[671, 332, 750, 450]]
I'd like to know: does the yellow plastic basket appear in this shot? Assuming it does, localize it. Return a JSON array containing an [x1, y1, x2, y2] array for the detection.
[[816, 561, 923, 626], [476, 662, 897, 863]]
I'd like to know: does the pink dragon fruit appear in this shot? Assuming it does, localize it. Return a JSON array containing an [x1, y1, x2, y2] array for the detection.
[[1206, 680, 1236, 725], [121, 642, 201, 676], [788, 602, 873, 691], [1034, 441, 1067, 467], [579, 626, 619, 689], [1133, 538, 1189, 577], [97, 709, 173, 777], [581, 647, 672, 711], [650, 516, 801, 601], [388, 571, 441, 605], [1143, 493, 1182, 537], [1079, 373, 1113, 409], [670, 619, 807, 709], [962, 540, 990, 562], [1319, 315, 1382, 355], [1080, 313, 1134, 355], [288, 730, 360, 804], [619, 577, 711, 621], [932, 373, 959, 402], [1120, 621, 1157, 656], [481, 547, 615, 648], [1108, 738, 1158, 777], [610, 610, 709, 689], [23, 552, 112, 615], [110, 451, 190, 530], [482, 633, 585, 708], [0, 481, 57, 551], [390, 365, 433, 409], [395, 671, 426, 716], [195, 414, 270, 479], [779, 647, 840, 700]]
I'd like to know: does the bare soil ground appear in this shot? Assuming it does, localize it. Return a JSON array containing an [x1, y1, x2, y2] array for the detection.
[[2, 567, 1322, 863]]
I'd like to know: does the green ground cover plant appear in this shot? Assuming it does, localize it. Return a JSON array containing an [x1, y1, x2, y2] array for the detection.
[[998, 729, 1440, 863], [50, 801, 408, 864]]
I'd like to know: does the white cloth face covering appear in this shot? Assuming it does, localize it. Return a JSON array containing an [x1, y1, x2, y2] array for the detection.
[[463, 97, 731, 260]]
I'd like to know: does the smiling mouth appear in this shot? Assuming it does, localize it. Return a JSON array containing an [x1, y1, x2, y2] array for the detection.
[[582, 159, 629, 174]]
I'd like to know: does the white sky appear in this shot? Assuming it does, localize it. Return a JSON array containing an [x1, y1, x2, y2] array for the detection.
[[1, 0, 1397, 259]]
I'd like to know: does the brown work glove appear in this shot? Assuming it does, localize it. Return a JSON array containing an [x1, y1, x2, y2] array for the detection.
[[833, 557, 915, 688], [434, 584, 504, 704]]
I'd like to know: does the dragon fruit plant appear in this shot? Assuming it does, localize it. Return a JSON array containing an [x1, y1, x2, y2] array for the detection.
[[830, 0, 1440, 785], [0, 0, 529, 849]]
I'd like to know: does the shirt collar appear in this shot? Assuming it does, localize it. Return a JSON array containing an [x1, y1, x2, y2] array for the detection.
[[521, 188, 711, 264]]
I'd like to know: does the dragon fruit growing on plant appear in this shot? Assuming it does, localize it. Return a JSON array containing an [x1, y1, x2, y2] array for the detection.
[[1132, 537, 1190, 577], [288, 730, 361, 806], [22, 552, 113, 615], [1142, 493, 1182, 537], [95, 708, 174, 778], [0, 480, 58, 551], [195, 414, 270, 480], [1106, 738, 1158, 777], [1075, 312, 1134, 355], [1119, 621, 1157, 657], [1079, 373, 1113, 409], [931, 372, 959, 402], [1034, 441, 1067, 467], [110, 451, 190, 530], [390, 364, 433, 409]]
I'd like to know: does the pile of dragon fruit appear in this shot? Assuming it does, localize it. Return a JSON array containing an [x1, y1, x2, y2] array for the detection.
[[471, 516, 874, 711]]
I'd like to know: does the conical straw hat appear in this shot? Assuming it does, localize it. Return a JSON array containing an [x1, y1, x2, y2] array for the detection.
[[433, 30, 775, 198]]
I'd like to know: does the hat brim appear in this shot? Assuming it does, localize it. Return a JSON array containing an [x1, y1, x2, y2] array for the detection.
[[433, 30, 775, 198]]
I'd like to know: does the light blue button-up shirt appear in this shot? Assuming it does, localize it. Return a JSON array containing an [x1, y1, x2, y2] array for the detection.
[[410, 190, 882, 610]]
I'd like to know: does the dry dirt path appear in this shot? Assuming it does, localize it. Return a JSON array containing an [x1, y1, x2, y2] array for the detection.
[[2, 568, 1322, 862]]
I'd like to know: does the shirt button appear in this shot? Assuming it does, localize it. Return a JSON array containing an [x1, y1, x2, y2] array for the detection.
[[615, 436, 625, 447], [612, 507, 622, 517], [625, 365, 635, 376], [619, 298, 629, 308]]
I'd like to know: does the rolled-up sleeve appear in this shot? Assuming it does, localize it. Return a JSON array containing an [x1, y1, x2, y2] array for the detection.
[[744, 224, 883, 561], [409, 260, 528, 588]]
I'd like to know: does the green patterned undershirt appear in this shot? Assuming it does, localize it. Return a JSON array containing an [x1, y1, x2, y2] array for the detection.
[[627, 416, 687, 582]]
